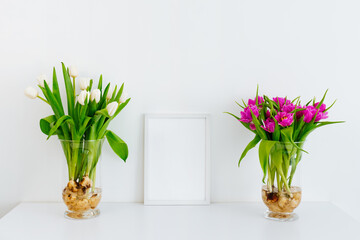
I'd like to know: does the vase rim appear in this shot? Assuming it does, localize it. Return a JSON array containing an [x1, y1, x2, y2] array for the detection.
[[59, 138, 105, 143], [277, 141, 305, 144]]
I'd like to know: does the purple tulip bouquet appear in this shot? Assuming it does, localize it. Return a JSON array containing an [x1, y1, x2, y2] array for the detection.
[[226, 87, 343, 220]]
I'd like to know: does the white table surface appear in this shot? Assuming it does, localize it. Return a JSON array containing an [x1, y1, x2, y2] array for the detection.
[[0, 202, 358, 240]]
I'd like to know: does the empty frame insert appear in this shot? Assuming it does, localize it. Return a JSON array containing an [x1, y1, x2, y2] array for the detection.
[[144, 114, 210, 205]]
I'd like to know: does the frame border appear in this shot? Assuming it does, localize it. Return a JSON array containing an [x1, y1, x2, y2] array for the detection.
[[144, 113, 210, 205]]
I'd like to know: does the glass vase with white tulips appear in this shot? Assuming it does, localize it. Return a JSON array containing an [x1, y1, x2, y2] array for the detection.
[[226, 87, 343, 221], [25, 63, 130, 219]]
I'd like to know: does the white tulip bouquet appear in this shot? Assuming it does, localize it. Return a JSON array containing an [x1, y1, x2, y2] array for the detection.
[[25, 63, 130, 194]]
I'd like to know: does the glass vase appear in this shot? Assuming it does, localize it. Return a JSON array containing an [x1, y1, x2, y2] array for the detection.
[[60, 139, 104, 219], [261, 141, 304, 222]]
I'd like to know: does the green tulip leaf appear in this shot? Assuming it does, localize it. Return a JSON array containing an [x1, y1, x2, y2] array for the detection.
[[114, 83, 124, 102], [40, 115, 56, 135], [98, 83, 110, 109], [98, 119, 110, 139], [79, 99, 89, 124], [88, 79, 93, 91], [224, 112, 240, 120], [271, 116, 280, 141], [110, 85, 118, 101], [316, 89, 328, 110], [111, 98, 131, 119], [258, 140, 277, 183], [235, 101, 245, 109], [52, 67, 64, 113], [238, 134, 261, 166], [98, 74, 103, 92], [78, 117, 92, 137], [43, 81, 64, 117], [249, 108, 267, 140], [61, 62, 74, 117], [299, 121, 345, 142], [106, 130, 128, 162], [280, 127, 308, 154], [47, 115, 77, 140], [269, 145, 287, 184], [325, 100, 337, 112], [88, 100, 97, 116], [293, 116, 305, 140], [95, 108, 111, 119], [315, 121, 345, 128]]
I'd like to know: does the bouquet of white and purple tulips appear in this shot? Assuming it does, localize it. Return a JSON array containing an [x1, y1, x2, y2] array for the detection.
[[25, 63, 130, 190], [226, 87, 343, 195]]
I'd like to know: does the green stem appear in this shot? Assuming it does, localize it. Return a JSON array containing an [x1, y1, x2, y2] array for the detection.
[[267, 162, 272, 192], [69, 141, 80, 180], [73, 77, 76, 100], [62, 142, 72, 181], [279, 170, 292, 196], [37, 96, 49, 104], [75, 143, 85, 180], [276, 172, 281, 192], [282, 156, 291, 191], [271, 149, 292, 196], [288, 165, 296, 186], [86, 143, 96, 175], [70, 149, 78, 180], [85, 125, 98, 175], [78, 155, 88, 180], [288, 144, 304, 186], [90, 167, 96, 191]]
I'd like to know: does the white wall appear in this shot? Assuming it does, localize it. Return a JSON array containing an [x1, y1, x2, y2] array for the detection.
[[0, 0, 359, 221]]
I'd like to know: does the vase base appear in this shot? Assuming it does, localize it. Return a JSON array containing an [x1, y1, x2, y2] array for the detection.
[[64, 209, 100, 220], [264, 210, 298, 222]]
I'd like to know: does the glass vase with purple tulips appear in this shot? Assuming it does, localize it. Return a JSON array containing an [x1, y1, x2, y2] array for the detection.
[[226, 87, 343, 221]]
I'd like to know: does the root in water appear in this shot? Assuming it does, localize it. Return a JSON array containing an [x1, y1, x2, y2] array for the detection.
[[262, 185, 301, 214], [63, 177, 101, 213]]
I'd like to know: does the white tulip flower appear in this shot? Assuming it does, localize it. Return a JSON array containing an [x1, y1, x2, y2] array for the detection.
[[119, 91, 128, 103], [69, 65, 79, 78], [79, 77, 90, 90], [106, 86, 114, 100], [24, 87, 38, 99], [90, 89, 101, 103], [37, 74, 47, 88], [77, 90, 90, 105], [106, 102, 118, 117]]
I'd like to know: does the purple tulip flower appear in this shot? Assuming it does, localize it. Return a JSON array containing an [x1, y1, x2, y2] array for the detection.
[[239, 105, 259, 123], [303, 107, 316, 123], [266, 110, 271, 118], [303, 106, 328, 123], [282, 103, 296, 113], [316, 111, 328, 121], [248, 96, 264, 106], [273, 97, 291, 108], [314, 102, 326, 112], [261, 118, 275, 133], [275, 112, 294, 127]]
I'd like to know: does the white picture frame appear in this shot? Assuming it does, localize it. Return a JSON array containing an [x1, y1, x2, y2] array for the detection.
[[144, 114, 210, 205]]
